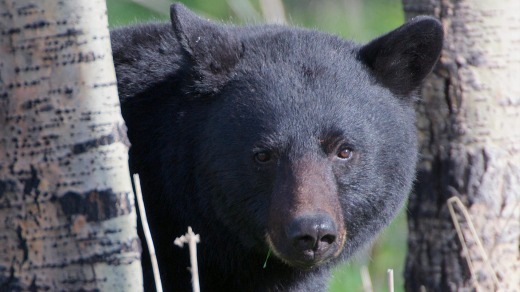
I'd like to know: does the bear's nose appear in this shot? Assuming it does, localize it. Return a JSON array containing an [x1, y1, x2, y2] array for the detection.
[[287, 213, 337, 254]]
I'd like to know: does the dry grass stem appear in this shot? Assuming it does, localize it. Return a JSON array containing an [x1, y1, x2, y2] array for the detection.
[[387, 269, 394, 292], [133, 174, 163, 292], [360, 265, 373, 292], [447, 196, 501, 291], [174, 227, 201, 292]]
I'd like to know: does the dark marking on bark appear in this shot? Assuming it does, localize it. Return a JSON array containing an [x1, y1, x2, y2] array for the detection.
[[16, 226, 28, 265], [0, 263, 20, 292], [59, 189, 132, 222], [71, 134, 115, 155], [64, 86, 73, 97], [20, 165, 40, 200], [104, 228, 121, 235], [54, 28, 83, 38], [38, 104, 53, 113], [23, 20, 50, 30], [481, 148, 490, 173], [57, 51, 103, 67], [28, 275, 37, 292], [0, 11, 13, 19], [0, 179, 16, 201], [16, 3, 38, 17], [21, 98, 47, 110], [92, 82, 116, 88], [14, 65, 42, 74], [4, 28, 21, 35], [71, 122, 129, 154], [444, 78, 452, 113]]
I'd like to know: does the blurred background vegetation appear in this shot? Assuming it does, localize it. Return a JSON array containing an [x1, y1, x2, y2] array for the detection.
[[106, 0, 406, 291]]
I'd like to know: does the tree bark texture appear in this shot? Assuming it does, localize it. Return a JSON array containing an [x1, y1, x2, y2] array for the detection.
[[402, 0, 520, 291], [0, 0, 142, 290]]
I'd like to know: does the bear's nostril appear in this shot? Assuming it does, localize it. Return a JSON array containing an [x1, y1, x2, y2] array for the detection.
[[320, 234, 336, 245], [293, 235, 316, 250], [299, 235, 315, 244]]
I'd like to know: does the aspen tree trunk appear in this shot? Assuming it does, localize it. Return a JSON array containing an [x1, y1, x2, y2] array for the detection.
[[0, 0, 142, 290], [402, 0, 520, 291]]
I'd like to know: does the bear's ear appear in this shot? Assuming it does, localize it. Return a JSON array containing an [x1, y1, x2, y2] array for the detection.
[[358, 16, 443, 97], [170, 3, 243, 93]]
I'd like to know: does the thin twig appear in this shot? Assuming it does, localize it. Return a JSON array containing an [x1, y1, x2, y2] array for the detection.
[[387, 269, 394, 292], [133, 174, 163, 292], [174, 227, 201, 292], [447, 196, 479, 291], [360, 265, 373, 292], [447, 196, 501, 291]]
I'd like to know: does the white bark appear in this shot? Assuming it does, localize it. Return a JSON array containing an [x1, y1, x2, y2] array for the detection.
[[403, 0, 520, 291], [0, 0, 142, 290]]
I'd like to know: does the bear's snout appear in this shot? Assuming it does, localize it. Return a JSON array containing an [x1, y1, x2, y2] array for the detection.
[[267, 209, 345, 269], [287, 213, 338, 258], [266, 157, 346, 268]]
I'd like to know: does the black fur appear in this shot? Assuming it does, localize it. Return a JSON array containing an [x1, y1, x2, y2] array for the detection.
[[111, 3, 442, 291]]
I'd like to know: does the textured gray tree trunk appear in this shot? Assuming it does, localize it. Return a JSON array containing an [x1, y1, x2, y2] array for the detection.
[[402, 0, 520, 291], [0, 0, 142, 290]]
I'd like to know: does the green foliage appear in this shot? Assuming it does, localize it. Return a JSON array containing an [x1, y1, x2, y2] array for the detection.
[[329, 211, 407, 292], [107, 0, 165, 27], [106, 1, 407, 291], [106, 0, 404, 41]]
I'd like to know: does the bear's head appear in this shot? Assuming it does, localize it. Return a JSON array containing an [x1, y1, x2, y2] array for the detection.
[[170, 4, 443, 269]]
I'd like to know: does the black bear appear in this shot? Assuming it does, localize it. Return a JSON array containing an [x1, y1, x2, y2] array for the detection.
[[111, 3, 443, 291]]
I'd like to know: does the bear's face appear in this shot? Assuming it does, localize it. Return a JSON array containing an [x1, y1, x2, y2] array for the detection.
[[168, 4, 443, 269], [196, 41, 418, 267]]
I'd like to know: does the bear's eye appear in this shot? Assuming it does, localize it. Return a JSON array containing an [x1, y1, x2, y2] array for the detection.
[[254, 151, 272, 164], [337, 146, 353, 160]]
